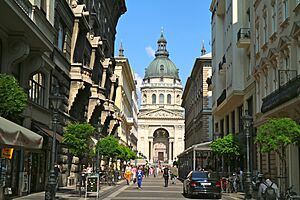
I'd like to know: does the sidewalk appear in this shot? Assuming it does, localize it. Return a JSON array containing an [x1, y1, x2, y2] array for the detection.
[[12, 180, 125, 200], [222, 192, 245, 200]]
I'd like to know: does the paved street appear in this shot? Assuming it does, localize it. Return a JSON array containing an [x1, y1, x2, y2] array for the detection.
[[100, 176, 244, 200], [12, 176, 244, 200]]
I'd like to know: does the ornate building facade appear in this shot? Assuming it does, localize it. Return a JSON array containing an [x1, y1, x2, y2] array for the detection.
[[0, 0, 126, 198], [210, 0, 300, 193], [137, 32, 185, 164]]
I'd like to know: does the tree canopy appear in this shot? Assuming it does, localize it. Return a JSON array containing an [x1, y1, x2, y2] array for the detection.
[[96, 135, 136, 161], [96, 135, 120, 160], [63, 122, 95, 158], [0, 74, 27, 118], [210, 133, 240, 156], [256, 118, 300, 154]]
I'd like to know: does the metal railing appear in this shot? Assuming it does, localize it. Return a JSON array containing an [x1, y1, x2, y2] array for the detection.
[[237, 28, 251, 41]]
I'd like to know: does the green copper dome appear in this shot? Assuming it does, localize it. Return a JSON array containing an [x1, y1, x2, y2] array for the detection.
[[144, 32, 179, 80]]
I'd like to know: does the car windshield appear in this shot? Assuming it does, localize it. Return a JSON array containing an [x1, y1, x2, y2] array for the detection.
[[192, 172, 208, 179]]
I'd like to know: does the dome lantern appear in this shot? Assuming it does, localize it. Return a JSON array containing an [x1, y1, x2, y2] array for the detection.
[[144, 31, 180, 80]]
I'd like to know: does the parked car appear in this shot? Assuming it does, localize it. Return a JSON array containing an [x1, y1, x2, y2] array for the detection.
[[183, 171, 221, 199]]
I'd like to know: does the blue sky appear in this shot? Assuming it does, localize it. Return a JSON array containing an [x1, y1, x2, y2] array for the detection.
[[115, 0, 212, 89]]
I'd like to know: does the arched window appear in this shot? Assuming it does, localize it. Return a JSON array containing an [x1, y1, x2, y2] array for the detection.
[[143, 94, 147, 104], [167, 94, 171, 104], [29, 72, 45, 106], [159, 94, 164, 104], [152, 94, 156, 104]]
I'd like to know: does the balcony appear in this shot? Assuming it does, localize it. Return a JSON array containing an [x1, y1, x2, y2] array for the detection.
[[0, 0, 54, 51], [261, 74, 300, 113], [237, 28, 250, 48], [15, 0, 32, 17]]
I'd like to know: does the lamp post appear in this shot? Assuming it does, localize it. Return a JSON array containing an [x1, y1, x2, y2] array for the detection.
[[96, 122, 103, 173], [45, 85, 63, 200], [243, 110, 253, 200]]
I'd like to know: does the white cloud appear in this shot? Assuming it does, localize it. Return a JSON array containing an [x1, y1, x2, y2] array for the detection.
[[134, 73, 143, 107], [145, 46, 155, 58]]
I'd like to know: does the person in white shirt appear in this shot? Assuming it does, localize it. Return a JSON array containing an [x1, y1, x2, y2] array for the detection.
[[257, 173, 280, 200]]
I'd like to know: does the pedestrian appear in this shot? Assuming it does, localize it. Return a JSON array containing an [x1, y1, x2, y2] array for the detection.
[[170, 165, 178, 184], [54, 163, 61, 191], [124, 164, 132, 185], [163, 166, 169, 187], [136, 166, 144, 189], [132, 165, 137, 184], [257, 173, 279, 200], [238, 168, 244, 192], [86, 163, 93, 174]]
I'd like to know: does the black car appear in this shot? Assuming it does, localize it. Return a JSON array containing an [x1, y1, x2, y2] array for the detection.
[[183, 171, 221, 199]]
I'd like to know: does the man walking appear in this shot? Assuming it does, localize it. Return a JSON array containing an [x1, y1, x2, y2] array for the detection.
[[170, 165, 178, 184], [257, 173, 279, 200], [163, 166, 170, 187], [136, 166, 144, 189]]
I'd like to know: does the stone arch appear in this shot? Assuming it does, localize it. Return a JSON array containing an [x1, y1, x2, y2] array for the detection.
[[153, 128, 169, 163]]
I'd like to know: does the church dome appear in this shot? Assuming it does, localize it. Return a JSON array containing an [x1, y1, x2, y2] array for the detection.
[[144, 32, 179, 80]]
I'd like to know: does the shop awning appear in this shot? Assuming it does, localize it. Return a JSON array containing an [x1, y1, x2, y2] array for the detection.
[[0, 117, 43, 149]]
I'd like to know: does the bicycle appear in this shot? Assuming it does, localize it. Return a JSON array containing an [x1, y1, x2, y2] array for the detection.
[[284, 185, 300, 200]]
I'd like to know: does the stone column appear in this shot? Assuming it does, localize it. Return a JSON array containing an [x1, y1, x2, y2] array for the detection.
[[148, 136, 153, 163]]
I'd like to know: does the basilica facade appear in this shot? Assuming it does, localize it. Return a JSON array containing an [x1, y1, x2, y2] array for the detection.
[[137, 32, 185, 164]]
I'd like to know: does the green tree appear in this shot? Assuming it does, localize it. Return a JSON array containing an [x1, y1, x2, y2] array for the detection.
[[63, 122, 95, 160], [256, 118, 300, 191], [210, 134, 240, 172], [96, 135, 120, 162], [0, 74, 27, 118]]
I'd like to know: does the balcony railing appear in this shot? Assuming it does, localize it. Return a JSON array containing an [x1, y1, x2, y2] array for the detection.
[[15, 0, 32, 17], [261, 74, 300, 113], [237, 28, 250, 48], [217, 89, 226, 106]]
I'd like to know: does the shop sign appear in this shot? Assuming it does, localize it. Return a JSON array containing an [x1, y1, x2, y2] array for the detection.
[[1, 148, 14, 159]]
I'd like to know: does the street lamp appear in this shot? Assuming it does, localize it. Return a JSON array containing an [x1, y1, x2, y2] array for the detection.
[[45, 85, 63, 200], [96, 122, 103, 173], [243, 110, 253, 200]]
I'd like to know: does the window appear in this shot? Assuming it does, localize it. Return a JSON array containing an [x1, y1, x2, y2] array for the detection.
[[57, 21, 65, 51], [152, 94, 156, 104], [263, 15, 267, 44], [159, 94, 164, 104], [283, 0, 289, 20], [29, 73, 45, 106], [167, 94, 171, 104], [271, 3, 277, 33]]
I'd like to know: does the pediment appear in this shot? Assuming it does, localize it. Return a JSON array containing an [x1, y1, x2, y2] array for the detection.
[[138, 108, 183, 119]]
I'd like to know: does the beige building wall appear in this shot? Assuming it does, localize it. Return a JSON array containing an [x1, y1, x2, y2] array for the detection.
[[114, 51, 138, 150], [210, 0, 257, 172], [182, 53, 213, 149]]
